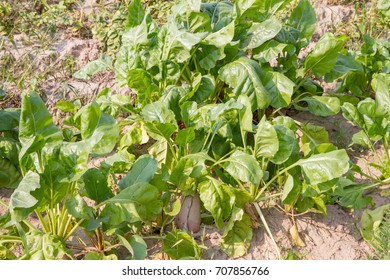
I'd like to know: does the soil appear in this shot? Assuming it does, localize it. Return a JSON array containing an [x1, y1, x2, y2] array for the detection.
[[1, 0, 389, 260]]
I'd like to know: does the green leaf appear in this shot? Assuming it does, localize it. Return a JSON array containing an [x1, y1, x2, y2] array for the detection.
[[263, 71, 294, 108], [253, 40, 288, 63], [324, 53, 364, 82], [304, 33, 346, 77], [126, 0, 145, 27], [0, 158, 21, 189], [378, 0, 390, 17], [101, 182, 161, 225], [77, 102, 119, 155], [341, 102, 364, 127], [198, 178, 235, 229], [288, 0, 316, 41], [118, 155, 158, 189], [372, 73, 390, 117], [301, 96, 340, 117], [240, 17, 282, 50], [221, 207, 252, 258], [219, 57, 271, 110], [271, 125, 296, 164], [82, 168, 113, 204], [9, 171, 41, 222], [196, 44, 226, 70], [175, 127, 196, 147], [236, 0, 289, 20], [59, 142, 89, 182], [19, 92, 62, 160], [238, 95, 253, 133], [203, 21, 234, 48], [73, 54, 112, 80], [224, 150, 263, 185], [114, 48, 143, 87], [298, 150, 350, 185], [127, 69, 159, 106], [65, 194, 95, 220], [332, 178, 374, 209], [361, 204, 390, 241], [163, 230, 200, 260], [55, 101, 77, 114], [254, 116, 279, 158], [118, 234, 147, 260], [187, 11, 212, 33], [282, 174, 302, 205], [0, 108, 20, 131]]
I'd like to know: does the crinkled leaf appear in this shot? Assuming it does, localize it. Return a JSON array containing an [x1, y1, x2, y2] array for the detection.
[[198, 178, 235, 229], [224, 150, 263, 185], [65, 194, 95, 220], [25, 231, 73, 260], [221, 207, 252, 258], [163, 230, 200, 260]]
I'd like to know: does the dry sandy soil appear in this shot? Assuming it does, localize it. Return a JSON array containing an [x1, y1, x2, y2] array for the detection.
[[1, 0, 389, 260]]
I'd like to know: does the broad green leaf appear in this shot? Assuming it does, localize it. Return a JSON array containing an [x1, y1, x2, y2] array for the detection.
[[163, 230, 200, 260], [142, 101, 178, 140], [201, 1, 234, 31], [271, 125, 296, 164], [187, 11, 212, 33], [114, 48, 143, 87], [65, 194, 95, 220], [341, 102, 364, 127], [240, 17, 282, 50], [0, 109, 20, 131], [126, 0, 145, 27], [0, 158, 21, 189], [301, 96, 340, 117], [282, 174, 302, 205], [103, 150, 135, 173], [73, 54, 112, 80], [298, 150, 350, 185], [351, 130, 371, 148], [304, 33, 346, 77], [55, 101, 77, 114], [119, 155, 157, 189], [219, 57, 271, 110], [82, 168, 113, 204], [324, 53, 364, 82], [196, 44, 226, 70], [372, 73, 390, 117], [19, 92, 62, 160], [361, 204, 390, 241], [171, 153, 212, 189], [263, 71, 294, 108], [101, 182, 162, 225], [236, 0, 290, 20], [9, 171, 41, 222], [254, 116, 279, 158], [59, 142, 89, 182], [118, 234, 147, 260], [191, 75, 215, 103], [127, 69, 159, 106], [331, 178, 374, 209], [175, 127, 196, 147], [122, 17, 150, 47], [203, 20, 234, 48], [148, 139, 170, 166], [0, 138, 20, 165], [288, 0, 316, 41], [221, 207, 252, 258], [76, 101, 119, 155], [198, 178, 235, 229], [253, 39, 288, 63], [224, 150, 263, 185]]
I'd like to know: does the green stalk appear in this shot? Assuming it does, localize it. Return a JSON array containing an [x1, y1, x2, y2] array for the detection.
[[35, 211, 50, 233], [64, 219, 85, 241], [57, 208, 71, 238], [0, 236, 23, 244]]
